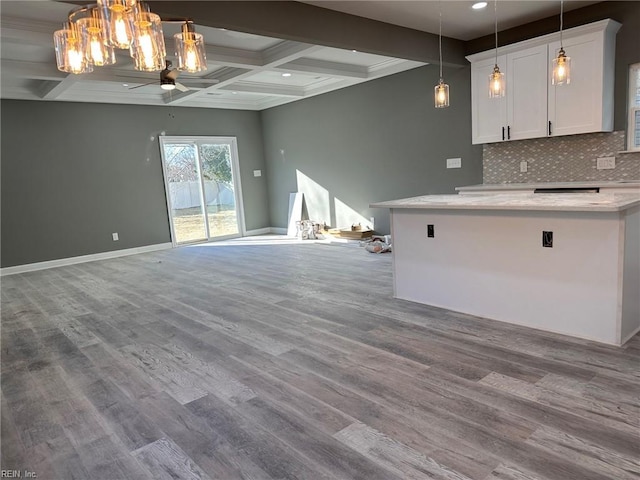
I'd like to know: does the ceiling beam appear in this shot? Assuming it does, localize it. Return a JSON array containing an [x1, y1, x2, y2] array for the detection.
[[147, 1, 467, 67], [38, 76, 79, 100], [219, 83, 305, 97], [276, 58, 369, 80]]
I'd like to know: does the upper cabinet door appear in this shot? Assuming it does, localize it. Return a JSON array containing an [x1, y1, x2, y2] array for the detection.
[[507, 45, 548, 141], [471, 55, 507, 145], [548, 31, 612, 137]]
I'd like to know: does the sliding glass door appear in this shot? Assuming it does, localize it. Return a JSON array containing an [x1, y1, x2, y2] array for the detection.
[[159, 136, 244, 245]]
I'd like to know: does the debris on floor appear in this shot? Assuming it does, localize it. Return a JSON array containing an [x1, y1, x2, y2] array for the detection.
[[360, 235, 392, 253]]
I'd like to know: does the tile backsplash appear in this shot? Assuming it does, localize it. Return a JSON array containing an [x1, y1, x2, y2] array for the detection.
[[483, 131, 640, 184]]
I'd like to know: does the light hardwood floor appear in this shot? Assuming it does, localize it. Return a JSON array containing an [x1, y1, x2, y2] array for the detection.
[[1, 241, 639, 480]]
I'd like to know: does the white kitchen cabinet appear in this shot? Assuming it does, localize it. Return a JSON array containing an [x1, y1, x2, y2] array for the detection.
[[467, 19, 620, 145], [470, 55, 506, 144], [470, 45, 547, 144], [548, 24, 618, 137], [507, 45, 549, 141]]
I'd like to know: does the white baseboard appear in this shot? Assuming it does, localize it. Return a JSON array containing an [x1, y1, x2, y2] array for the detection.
[[245, 227, 272, 236], [0, 242, 173, 277]]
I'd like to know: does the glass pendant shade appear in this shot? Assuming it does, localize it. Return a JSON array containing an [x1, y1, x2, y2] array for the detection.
[[54, 22, 93, 74], [130, 6, 166, 72], [552, 48, 571, 85], [97, 0, 136, 49], [489, 65, 505, 98], [434, 80, 449, 108], [174, 23, 207, 72], [70, 6, 115, 66]]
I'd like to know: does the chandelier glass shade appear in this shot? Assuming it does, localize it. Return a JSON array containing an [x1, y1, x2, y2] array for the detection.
[[53, 0, 207, 75], [53, 22, 93, 74], [174, 23, 207, 73]]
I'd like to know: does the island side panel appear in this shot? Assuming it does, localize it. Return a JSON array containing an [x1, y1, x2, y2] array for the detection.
[[621, 206, 640, 343], [390, 208, 623, 345]]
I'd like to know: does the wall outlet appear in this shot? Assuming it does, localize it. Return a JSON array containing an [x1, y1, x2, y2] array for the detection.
[[520, 161, 528, 173], [112, 232, 119, 241], [542, 231, 553, 248], [253, 169, 262, 177], [596, 156, 616, 170], [446, 158, 462, 169], [427, 224, 435, 238]]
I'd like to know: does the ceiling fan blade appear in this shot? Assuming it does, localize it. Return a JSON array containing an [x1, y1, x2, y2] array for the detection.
[[129, 81, 156, 90], [166, 69, 180, 81], [175, 82, 189, 92]]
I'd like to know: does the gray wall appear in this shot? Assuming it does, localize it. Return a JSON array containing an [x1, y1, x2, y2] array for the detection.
[[1, 100, 268, 268], [261, 65, 483, 235]]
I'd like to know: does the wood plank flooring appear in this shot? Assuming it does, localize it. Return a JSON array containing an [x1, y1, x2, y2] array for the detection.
[[1, 240, 639, 479]]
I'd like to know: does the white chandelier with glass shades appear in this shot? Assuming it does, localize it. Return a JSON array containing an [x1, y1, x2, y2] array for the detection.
[[53, 0, 207, 75]]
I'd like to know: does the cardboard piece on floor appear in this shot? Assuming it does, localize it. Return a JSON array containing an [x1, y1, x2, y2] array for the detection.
[[287, 192, 304, 237]]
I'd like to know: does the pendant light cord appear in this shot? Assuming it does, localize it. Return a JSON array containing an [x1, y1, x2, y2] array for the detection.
[[494, 0, 498, 66], [438, 3, 443, 80], [560, 0, 564, 47]]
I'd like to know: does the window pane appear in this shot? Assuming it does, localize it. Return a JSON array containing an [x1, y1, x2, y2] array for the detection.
[[634, 109, 640, 148]]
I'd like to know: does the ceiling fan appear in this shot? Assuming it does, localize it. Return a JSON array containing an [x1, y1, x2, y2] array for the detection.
[[129, 60, 216, 92]]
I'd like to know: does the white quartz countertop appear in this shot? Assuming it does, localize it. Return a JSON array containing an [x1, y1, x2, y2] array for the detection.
[[456, 180, 640, 192], [370, 193, 640, 212]]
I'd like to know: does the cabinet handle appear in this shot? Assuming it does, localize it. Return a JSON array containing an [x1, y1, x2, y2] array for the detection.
[[507, 126, 511, 140], [502, 126, 505, 141], [548, 121, 552, 136]]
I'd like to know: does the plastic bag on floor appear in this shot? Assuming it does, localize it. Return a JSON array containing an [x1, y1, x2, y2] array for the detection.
[[363, 240, 392, 253]]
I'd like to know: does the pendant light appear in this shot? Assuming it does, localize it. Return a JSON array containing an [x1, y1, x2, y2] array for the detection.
[[488, 0, 504, 98], [434, 3, 449, 108], [174, 22, 207, 73], [552, 0, 571, 85], [97, 0, 136, 49], [53, 22, 93, 74], [69, 5, 115, 67], [53, 1, 207, 75], [129, 3, 166, 72]]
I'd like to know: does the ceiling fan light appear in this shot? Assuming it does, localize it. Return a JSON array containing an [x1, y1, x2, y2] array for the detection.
[[97, 0, 136, 49], [130, 4, 166, 72], [53, 22, 93, 74], [160, 81, 176, 90], [174, 23, 207, 73]]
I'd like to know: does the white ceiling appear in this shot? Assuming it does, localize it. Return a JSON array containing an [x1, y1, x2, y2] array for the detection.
[[302, 1, 600, 41], [0, 1, 600, 111]]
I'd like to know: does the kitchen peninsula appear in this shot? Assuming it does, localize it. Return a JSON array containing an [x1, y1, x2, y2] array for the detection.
[[371, 193, 640, 346]]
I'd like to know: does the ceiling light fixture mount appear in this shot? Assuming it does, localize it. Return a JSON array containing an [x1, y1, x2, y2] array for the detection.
[[488, 0, 505, 98], [53, 0, 207, 76], [434, 3, 449, 108], [552, 0, 571, 85], [472, 2, 488, 10]]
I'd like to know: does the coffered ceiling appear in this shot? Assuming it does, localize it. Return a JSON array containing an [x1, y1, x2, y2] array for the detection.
[[0, 1, 599, 111]]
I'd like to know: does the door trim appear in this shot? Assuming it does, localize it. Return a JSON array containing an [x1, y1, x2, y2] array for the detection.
[[158, 135, 246, 246]]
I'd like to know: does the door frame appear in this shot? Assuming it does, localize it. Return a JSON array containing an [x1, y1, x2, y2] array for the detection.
[[159, 135, 246, 246]]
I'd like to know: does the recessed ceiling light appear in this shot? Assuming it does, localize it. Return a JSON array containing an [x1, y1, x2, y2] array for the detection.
[[472, 2, 488, 9], [281, 73, 292, 77], [232, 91, 238, 94], [352, 50, 358, 53], [122, 83, 129, 87]]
